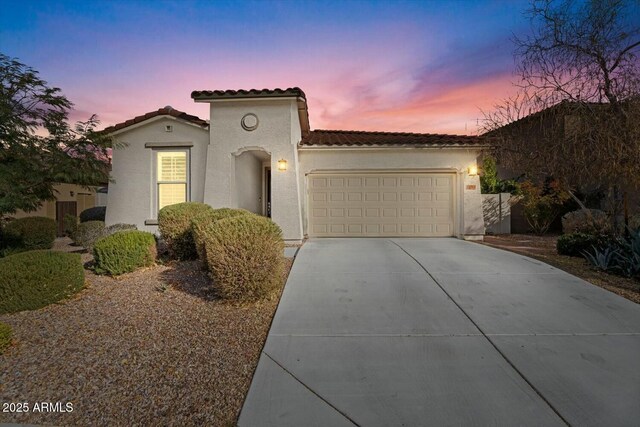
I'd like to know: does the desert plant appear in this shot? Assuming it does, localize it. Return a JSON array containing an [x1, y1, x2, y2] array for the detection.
[[73, 220, 105, 250], [0, 322, 12, 354], [158, 202, 214, 260], [615, 229, 640, 278], [557, 232, 610, 257], [191, 208, 253, 262], [0, 250, 84, 314], [64, 213, 78, 238], [202, 215, 284, 301], [583, 246, 619, 272], [519, 180, 570, 235], [93, 230, 156, 276], [2, 216, 57, 250], [562, 209, 612, 235], [79, 206, 107, 223]]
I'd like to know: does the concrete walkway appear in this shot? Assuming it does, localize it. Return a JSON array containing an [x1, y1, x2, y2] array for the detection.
[[239, 238, 640, 427]]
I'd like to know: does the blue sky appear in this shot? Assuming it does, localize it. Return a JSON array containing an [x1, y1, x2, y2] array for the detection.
[[0, 0, 531, 134]]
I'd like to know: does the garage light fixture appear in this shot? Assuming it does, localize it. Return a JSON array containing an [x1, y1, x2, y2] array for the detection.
[[468, 165, 478, 176], [277, 159, 288, 171]]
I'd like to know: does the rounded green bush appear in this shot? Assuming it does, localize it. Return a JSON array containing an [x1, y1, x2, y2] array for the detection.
[[158, 202, 214, 260], [191, 208, 253, 262], [73, 220, 105, 250], [93, 230, 157, 276], [0, 250, 85, 315], [0, 322, 12, 354], [557, 232, 610, 257], [79, 206, 106, 223], [203, 215, 284, 301], [3, 216, 57, 250]]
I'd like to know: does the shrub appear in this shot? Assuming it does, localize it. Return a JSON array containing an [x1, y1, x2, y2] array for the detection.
[[519, 180, 570, 235], [79, 206, 106, 223], [0, 322, 11, 354], [202, 215, 284, 301], [0, 250, 84, 315], [104, 223, 137, 235], [191, 208, 253, 262], [64, 214, 78, 238], [93, 230, 156, 276], [629, 214, 640, 232], [158, 202, 214, 260], [73, 220, 105, 250], [3, 216, 57, 250], [557, 232, 610, 257], [562, 209, 612, 235]]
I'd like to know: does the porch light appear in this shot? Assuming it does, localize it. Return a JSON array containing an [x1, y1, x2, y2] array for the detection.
[[468, 165, 478, 176], [277, 159, 288, 171]]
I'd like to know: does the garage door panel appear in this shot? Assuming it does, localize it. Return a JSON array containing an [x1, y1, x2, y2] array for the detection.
[[308, 173, 454, 237]]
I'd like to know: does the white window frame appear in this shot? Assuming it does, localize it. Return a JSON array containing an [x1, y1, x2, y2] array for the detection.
[[153, 148, 190, 215]]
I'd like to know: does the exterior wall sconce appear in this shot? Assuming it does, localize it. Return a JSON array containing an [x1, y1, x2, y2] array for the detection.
[[468, 165, 478, 176], [277, 159, 288, 171]]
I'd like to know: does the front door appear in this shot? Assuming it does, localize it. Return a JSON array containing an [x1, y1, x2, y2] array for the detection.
[[56, 201, 77, 236], [265, 167, 271, 218]]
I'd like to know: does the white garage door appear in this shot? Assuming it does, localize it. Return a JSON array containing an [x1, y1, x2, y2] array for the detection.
[[308, 172, 455, 237]]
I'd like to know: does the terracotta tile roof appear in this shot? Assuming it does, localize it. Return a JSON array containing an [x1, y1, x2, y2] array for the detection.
[[103, 107, 208, 133], [191, 87, 306, 101], [300, 129, 485, 147]]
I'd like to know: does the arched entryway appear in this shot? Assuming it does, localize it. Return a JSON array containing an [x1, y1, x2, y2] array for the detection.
[[234, 148, 271, 216]]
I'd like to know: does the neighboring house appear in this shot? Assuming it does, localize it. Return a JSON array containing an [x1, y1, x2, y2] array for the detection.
[[104, 88, 486, 242], [487, 100, 640, 232], [12, 183, 106, 235]]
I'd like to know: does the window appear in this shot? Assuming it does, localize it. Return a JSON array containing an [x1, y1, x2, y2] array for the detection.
[[156, 150, 188, 211]]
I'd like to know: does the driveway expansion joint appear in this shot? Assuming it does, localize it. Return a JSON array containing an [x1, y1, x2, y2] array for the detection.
[[389, 239, 572, 427], [262, 351, 361, 427]]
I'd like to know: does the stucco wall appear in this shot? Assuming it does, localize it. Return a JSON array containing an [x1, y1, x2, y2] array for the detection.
[[298, 148, 484, 238], [235, 151, 263, 214], [12, 183, 97, 220], [106, 117, 209, 232], [201, 99, 304, 241]]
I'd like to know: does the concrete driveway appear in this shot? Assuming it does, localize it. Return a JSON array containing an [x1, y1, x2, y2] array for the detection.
[[239, 238, 640, 426]]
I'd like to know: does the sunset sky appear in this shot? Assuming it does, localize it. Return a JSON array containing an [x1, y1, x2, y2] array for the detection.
[[1, 0, 531, 135]]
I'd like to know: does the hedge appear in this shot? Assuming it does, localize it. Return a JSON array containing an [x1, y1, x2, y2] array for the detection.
[[0, 250, 85, 315], [0, 322, 11, 354], [202, 215, 284, 301], [3, 216, 57, 251], [191, 208, 252, 262], [158, 202, 214, 260], [93, 230, 157, 276], [79, 206, 106, 223]]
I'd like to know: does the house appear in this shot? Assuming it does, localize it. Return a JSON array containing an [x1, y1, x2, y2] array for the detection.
[[104, 88, 487, 242], [12, 183, 106, 236]]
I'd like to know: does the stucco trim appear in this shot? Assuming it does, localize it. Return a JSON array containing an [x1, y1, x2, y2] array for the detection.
[[232, 146, 272, 157], [298, 145, 490, 150], [108, 116, 209, 137], [145, 141, 194, 148]]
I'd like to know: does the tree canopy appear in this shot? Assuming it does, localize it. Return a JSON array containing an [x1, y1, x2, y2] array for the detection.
[[0, 53, 111, 218], [483, 0, 640, 196]]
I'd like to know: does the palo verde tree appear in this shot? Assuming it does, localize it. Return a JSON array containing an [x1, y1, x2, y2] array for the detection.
[[482, 0, 640, 222], [0, 53, 111, 219]]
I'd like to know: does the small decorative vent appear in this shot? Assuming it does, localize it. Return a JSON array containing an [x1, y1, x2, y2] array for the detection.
[[241, 113, 259, 131], [165, 125, 173, 132]]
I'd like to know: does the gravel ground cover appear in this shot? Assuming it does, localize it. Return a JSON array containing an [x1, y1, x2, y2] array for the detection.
[[0, 252, 292, 426], [482, 234, 639, 304]]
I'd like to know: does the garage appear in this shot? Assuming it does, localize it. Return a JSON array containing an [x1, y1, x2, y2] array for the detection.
[[307, 172, 455, 237]]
